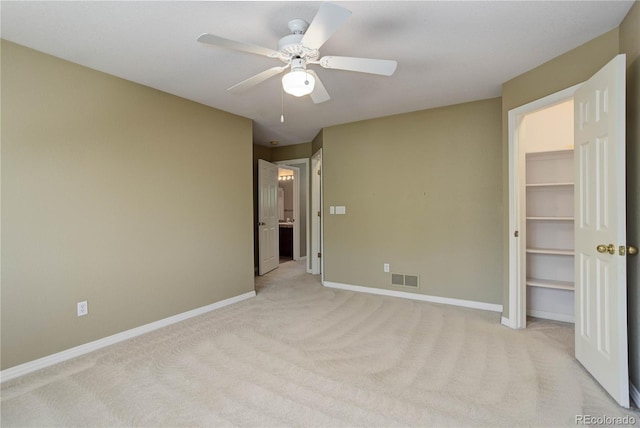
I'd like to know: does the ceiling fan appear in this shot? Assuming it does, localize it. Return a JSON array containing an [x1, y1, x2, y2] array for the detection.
[[197, 3, 398, 104]]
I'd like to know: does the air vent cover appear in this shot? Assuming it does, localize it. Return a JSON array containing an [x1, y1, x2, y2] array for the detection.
[[391, 273, 404, 286], [391, 273, 419, 288], [404, 275, 418, 287]]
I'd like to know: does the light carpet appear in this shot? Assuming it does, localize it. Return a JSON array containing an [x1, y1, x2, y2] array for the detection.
[[2, 260, 638, 427]]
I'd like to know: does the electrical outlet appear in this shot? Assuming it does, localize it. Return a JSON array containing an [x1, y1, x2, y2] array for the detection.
[[77, 301, 88, 317], [384, 263, 390, 273]]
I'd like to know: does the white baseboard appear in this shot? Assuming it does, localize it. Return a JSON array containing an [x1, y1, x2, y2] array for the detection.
[[0, 290, 256, 383], [323, 281, 503, 313], [501, 316, 514, 328], [526, 309, 575, 323], [631, 382, 640, 408]]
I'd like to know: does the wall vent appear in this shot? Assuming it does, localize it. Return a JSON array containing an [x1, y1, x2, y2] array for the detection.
[[391, 273, 419, 288], [391, 273, 404, 286], [404, 275, 419, 287]]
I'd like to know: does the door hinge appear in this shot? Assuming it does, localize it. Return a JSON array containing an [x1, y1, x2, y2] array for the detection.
[[317, 211, 321, 217], [317, 252, 322, 258], [317, 169, 321, 176]]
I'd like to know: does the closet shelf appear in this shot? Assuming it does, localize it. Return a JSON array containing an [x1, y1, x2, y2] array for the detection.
[[526, 182, 574, 188], [526, 278, 574, 291], [526, 248, 574, 256], [526, 216, 574, 221], [525, 148, 575, 322]]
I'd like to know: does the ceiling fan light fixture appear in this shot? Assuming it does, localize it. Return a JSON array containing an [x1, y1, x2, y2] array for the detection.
[[282, 69, 315, 97]]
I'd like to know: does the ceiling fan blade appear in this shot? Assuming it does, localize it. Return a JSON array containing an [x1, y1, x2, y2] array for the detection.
[[228, 66, 288, 92], [301, 3, 352, 50], [307, 70, 330, 104], [197, 33, 280, 58], [319, 56, 398, 76]]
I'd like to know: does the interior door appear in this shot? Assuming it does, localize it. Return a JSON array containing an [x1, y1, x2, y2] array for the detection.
[[574, 54, 629, 407], [258, 159, 279, 275]]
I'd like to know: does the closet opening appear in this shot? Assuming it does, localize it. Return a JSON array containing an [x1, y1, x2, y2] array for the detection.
[[506, 84, 579, 329], [521, 99, 575, 325]]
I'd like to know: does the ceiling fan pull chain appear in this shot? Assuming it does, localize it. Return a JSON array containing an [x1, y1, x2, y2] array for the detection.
[[280, 85, 285, 123]]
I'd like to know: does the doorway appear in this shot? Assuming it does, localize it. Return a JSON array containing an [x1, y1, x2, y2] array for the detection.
[[311, 149, 322, 276], [520, 99, 575, 324], [274, 158, 310, 267], [506, 84, 579, 329], [277, 166, 299, 262]]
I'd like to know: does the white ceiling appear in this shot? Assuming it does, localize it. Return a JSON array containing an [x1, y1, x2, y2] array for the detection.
[[1, 1, 634, 146]]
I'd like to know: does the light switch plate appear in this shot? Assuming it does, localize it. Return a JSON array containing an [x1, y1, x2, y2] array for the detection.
[[329, 206, 335, 214], [336, 206, 346, 215]]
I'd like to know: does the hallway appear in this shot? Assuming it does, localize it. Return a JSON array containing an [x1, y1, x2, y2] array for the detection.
[[255, 259, 315, 295]]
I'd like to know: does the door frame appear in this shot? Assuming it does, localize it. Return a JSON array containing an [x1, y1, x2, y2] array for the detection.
[[275, 158, 309, 264], [311, 149, 323, 276], [505, 84, 581, 329], [275, 164, 300, 260]]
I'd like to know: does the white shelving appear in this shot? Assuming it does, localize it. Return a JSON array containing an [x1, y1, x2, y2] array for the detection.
[[526, 183, 573, 188], [527, 216, 574, 221], [525, 149, 575, 322], [526, 278, 574, 291], [526, 248, 574, 256]]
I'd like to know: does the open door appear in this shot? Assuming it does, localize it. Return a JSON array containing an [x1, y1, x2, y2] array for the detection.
[[574, 54, 629, 407], [258, 159, 279, 275]]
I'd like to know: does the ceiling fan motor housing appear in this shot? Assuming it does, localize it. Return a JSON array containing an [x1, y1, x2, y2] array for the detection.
[[277, 19, 319, 63], [287, 18, 309, 34], [278, 33, 304, 53]]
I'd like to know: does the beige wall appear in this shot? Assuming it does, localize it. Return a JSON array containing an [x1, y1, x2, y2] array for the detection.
[[1, 41, 255, 370], [501, 29, 620, 318], [271, 143, 312, 161], [323, 98, 503, 304], [620, 0, 640, 396], [311, 130, 323, 155]]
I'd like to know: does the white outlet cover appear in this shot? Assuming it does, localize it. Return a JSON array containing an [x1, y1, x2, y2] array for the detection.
[[77, 301, 88, 317], [384, 263, 390, 272]]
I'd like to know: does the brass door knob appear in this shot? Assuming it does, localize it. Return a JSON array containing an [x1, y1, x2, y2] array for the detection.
[[629, 245, 638, 256], [597, 244, 616, 255]]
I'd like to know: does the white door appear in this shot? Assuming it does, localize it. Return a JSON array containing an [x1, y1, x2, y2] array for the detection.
[[574, 54, 628, 407], [258, 159, 279, 275]]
